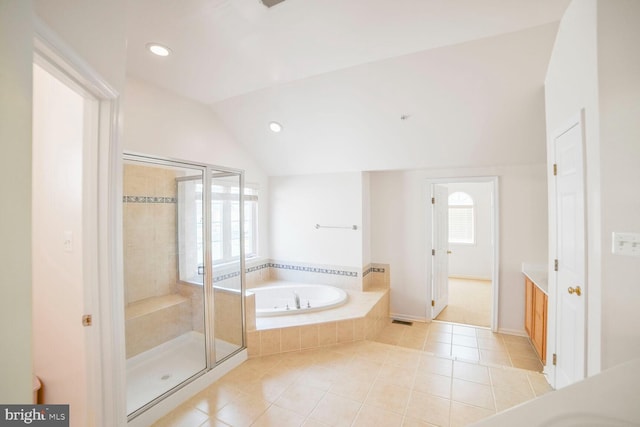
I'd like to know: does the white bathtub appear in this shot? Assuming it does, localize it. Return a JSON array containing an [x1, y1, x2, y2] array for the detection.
[[250, 282, 348, 317]]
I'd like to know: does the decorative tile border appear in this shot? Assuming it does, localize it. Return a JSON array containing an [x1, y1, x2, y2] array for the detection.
[[123, 195, 176, 204], [270, 262, 358, 277], [211, 260, 361, 283], [363, 267, 386, 277]]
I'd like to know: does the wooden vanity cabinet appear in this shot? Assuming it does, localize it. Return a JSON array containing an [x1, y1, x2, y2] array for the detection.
[[524, 277, 547, 364]]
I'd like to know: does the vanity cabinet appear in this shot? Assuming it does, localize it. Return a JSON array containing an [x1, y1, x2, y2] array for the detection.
[[524, 276, 547, 364]]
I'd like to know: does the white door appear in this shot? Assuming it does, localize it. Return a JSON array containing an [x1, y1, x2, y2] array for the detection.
[[432, 184, 449, 318], [553, 120, 586, 389]]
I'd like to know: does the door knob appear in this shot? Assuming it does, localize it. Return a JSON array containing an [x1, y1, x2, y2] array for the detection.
[[447, 250, 452, 254], [568, 286, 582, 296]]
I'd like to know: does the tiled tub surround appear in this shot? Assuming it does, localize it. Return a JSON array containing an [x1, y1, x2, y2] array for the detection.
[[246, 288, 390, 358], [244, 259, 390, 292]]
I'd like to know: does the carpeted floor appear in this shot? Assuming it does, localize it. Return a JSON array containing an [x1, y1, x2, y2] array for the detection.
[[435, 278, 492, 327]]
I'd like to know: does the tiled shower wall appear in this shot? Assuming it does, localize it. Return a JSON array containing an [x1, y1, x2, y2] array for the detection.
[[123, 164, 178, 304]]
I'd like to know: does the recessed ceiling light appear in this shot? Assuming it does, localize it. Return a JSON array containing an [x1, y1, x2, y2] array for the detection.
[[146, 43, 171, 57], [269, 121, 283, 133]]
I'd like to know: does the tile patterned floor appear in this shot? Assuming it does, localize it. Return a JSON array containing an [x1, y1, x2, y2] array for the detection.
[[152, 321, 552, 427]]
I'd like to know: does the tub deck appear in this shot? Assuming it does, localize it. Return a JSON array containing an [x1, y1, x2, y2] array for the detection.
[[246, 286, 390, 358], [255, 288, 386, 330]]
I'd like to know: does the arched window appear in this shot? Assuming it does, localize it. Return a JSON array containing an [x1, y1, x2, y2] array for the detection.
[[448, 191, 474, 244]]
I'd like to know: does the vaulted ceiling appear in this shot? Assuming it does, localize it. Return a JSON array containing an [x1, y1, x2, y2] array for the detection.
[[126, 0, 570, 175]]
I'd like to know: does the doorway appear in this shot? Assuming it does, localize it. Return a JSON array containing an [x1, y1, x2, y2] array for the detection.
[[429, 177, 499, 330]]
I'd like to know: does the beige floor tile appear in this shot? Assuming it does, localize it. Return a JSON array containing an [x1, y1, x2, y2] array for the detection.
[[477, 336, 506, 350], [387, 347, 422, 369], [430, 322, 453, 333], [294, 366, 335, 391], [329, 377, 374, 403], [376, 332, 402, 346], [365, 380, 412, 414], [353, 404, 404, 427], [424, 341, 452, 357], [397, 335, 427, 350], [453, 360, 490, 385], [449, 401, 495, 427], [479, 349, 512, 366], [493, 383, 536, 412], [413, 371, 452, 399], [199, 418, 232, 427], [251, 404, 306, 427], [451, 345, 480, 361], [511, 356, 543, 372], [528, 372, 554, 397], [452, 334, 478, 348], [151, 406, 209, 427], [452, 325, 478, 337], [308, 393, 361, 427], [489, 366, 531, 389], [401, 417, 438, 427], [301, 420, 328, 427], [273, 383, 325, 417], [378, 362, 418, 388], [501, 334, 531, 344], [427, 331, 453, 344], [214, 393, 270, 427], [189, 384, 245, 415], [418, 354, 453, 377], [451, 379, 495, 410], [405, 390, 451, 426]]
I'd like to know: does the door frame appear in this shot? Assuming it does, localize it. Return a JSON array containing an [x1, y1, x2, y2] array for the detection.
[[427, 176, 499, 331], [34, 19, 124, 426], [546, 110, 589, 388]]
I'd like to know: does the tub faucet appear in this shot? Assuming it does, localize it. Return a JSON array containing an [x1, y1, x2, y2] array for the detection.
[[293, 291, 301, 309]]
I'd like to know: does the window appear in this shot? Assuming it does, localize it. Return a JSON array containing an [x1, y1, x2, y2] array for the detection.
[[448, 191, 474, 244], [178, 178, 258, 284]]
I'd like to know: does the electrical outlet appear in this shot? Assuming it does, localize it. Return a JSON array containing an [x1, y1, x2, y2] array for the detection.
[[612, 232, 640, 256]]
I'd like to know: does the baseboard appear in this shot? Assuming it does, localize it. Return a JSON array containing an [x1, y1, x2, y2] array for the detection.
[[448, 275, 492, 281], [389, 313, 428, 323], [497, 327, 528, 337]]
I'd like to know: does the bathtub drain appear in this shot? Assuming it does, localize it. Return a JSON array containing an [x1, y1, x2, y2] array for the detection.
[[161, 374, 171, 381]]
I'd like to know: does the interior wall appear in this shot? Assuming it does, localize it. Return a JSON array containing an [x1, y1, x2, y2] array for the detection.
[[596, 0, 640, 369], [544, 0, 601, 375], [0, 0, 34, 403], [447, 182, 493, 280], [362, 172, 372, 267], [122, 77, 270, 259], [270, 172, 363, 268], [32, 64, 88, 419], [370, 164, 548, 331]]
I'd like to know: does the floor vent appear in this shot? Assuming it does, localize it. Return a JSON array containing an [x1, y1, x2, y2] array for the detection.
[[392, 319, 413, 326]]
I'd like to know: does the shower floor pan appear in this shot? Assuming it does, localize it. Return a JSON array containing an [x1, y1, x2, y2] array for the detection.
[[126, 331, 237, 415]]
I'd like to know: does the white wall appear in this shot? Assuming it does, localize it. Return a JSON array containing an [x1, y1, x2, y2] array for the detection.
[[270, 172, 363, 268], [122, 77, 270, 258], [0, 0, 34, 403], [545, 0, 601, 374], [362, 172, 372, 267], [32, 64, 89, 423], [447, 182, 493, 279], [370, 165, 548, 331], [545, 0, 640, 372], [596, 0, 640, 369]]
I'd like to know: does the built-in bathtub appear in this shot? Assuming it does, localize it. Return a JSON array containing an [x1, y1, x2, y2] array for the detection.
[[250, 282, 348, 317]]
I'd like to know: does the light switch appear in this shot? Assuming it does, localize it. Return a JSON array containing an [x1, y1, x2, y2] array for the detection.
[[612, 232, 640, 256], [63, 231, 73, 253]]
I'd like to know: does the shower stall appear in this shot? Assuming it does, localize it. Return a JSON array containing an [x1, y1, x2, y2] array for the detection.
[[122, 153, 246, 419]]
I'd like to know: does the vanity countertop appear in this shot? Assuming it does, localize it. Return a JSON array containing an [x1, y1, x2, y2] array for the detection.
[[522, 263, 548, 295]]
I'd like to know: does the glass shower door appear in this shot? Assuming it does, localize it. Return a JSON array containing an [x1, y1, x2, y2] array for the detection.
[[123, 159, 207, 416], [210, 171, 245, 362]]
